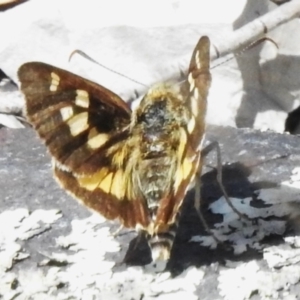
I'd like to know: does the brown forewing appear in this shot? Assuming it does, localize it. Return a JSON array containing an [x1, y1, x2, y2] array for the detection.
[[154, 36, 211, 229], [19, 62, 150, 228], [18, 62, 131, 175]]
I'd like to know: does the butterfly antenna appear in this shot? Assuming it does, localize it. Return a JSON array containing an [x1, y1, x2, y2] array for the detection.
[[211, 36, 278, 70], [69, 50, 148, 88]]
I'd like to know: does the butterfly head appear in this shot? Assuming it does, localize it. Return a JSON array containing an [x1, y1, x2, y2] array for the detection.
[[132, 83, 188, 132]]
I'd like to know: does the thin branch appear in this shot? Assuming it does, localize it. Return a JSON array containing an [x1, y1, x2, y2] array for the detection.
[[211, 0, 300, 60]]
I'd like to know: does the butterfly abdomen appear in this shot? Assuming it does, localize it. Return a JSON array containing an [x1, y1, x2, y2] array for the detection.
[[147, 222, 178, 261], [134, 95, 183, 216]]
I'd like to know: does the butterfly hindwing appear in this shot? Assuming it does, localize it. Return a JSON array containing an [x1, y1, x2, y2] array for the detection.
[[53, 162, 149, 228]]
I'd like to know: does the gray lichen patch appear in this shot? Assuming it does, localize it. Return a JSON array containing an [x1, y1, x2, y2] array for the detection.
[[0, 210, 206, 300], [0, 209, 62, 299], [218, 261, 300, 300], [191, 167, 300, 255], [190, 195, 287, 254]]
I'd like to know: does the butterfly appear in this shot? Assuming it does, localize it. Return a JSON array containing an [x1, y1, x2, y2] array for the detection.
[[18, 36, 211, 262]]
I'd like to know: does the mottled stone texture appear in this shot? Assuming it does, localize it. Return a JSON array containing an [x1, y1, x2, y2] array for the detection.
[[1, 126, 300, 299]]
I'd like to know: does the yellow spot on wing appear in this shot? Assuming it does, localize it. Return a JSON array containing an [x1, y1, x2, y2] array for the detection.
[[174, 171, 183, 194], [51, 72, 60, 81], [174, 157, 194, 192], [77, 168, 108, 191], [194, 87, 199, 100], [188, 73, 195, 92], [67, 112, 89, 136], [174, 128, 188, 193], [182, 157, 193, 180], [87, 133, 109, 149], [99, 172, 113, 193], [126, 175, 134, 200], [75, 90, 89, 108], [187, 117, 195, 133], [177, 127, 187, 161], [110, 170, 125, 199], [50, 72, 60, 92], [191, 93, 198, 116], [60, 106, 74, 121]]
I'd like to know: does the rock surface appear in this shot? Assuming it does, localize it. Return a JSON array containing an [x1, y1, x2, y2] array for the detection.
[[1, 125, 300, 299]]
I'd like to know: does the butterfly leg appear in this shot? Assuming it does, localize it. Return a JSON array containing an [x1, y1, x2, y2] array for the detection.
[[201, 141, 250, 221], [194, 170, 221, 245]]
